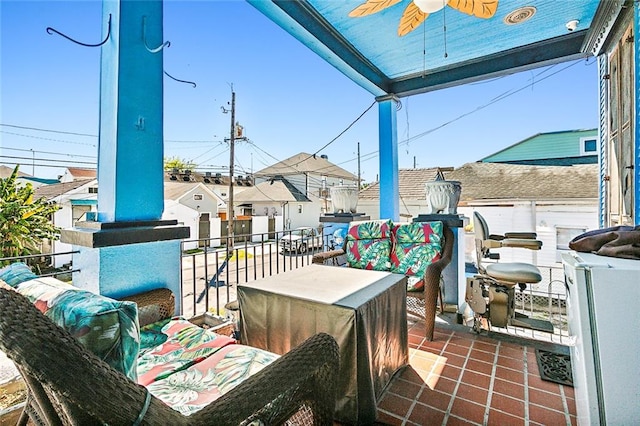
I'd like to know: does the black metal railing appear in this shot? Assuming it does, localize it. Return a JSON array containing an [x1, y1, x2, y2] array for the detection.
[[179, 229, 328, 318], [0, 233, 569, 344]]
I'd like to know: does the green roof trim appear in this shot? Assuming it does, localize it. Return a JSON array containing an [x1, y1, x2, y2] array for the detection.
[[71, 199, 98, 206]]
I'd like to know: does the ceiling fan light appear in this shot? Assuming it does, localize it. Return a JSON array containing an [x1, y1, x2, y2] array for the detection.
[[414, 0, 446, 14]]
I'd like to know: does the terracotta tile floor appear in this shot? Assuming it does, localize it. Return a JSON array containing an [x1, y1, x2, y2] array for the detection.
[[374, 320, 576, 426]]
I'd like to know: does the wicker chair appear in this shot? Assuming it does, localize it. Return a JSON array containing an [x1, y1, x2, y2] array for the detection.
[[313, 223, 454, 341], [0, 287, 340, 426]]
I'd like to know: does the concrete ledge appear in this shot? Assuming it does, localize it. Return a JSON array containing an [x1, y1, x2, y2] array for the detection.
[[61, 220, 190, 248], [414, 214, 464, 228], [320, 213, 370, 223]]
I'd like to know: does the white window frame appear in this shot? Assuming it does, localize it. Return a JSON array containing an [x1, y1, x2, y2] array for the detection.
[[579, 137, 598, 156]]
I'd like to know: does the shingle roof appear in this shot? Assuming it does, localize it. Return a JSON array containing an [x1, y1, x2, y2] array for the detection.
[[446, 162, 598, 202], [34, 180, 95, 200], [359, 163, 598, 202], [254, 152, 357, 180], [359, 168, 446, 200], [0, 165, 29, 178], [233, 176, 311, 203], [164, 182, 199, 201]]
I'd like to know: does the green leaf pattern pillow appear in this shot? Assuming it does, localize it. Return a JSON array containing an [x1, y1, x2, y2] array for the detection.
[[16, 277, 140, 380], [345, 219, 394, 271]]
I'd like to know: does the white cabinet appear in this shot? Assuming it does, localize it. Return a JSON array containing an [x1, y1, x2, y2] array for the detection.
[[562, 252, 640, 425]]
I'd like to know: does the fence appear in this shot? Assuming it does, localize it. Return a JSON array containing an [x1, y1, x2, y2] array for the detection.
[[0, 231, 569, 345]]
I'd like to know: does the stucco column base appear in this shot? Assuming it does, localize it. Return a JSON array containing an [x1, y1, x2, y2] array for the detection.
[[61, 220, 189, 315]]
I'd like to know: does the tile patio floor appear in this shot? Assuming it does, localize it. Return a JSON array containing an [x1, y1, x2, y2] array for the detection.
[[372, 319, 576, 426]]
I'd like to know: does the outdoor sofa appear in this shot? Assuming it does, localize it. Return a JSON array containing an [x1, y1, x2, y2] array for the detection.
[[313, 219, 454, 341], [0, 262, 339, 425]]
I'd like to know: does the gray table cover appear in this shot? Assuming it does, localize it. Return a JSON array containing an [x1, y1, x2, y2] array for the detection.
[[238, 264, 409, 425]]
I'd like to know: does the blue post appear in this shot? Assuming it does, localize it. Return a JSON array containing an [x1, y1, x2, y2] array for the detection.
[[634, 2, 640, 225], [98, 0, 164, 222], [62, 0, 188, 313], [377, 96, 400, 221]]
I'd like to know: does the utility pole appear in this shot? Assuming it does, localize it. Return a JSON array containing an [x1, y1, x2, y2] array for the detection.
[[228, 90, 236, 257]]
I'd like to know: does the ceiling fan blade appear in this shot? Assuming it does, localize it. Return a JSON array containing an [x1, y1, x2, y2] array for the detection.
[[448, 0, 499, 19], [398, 1, 428, 37], [349, 0, 403, 18]]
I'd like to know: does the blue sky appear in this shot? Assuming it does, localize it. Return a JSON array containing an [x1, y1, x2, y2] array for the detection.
[[1, 0, 599, 182]]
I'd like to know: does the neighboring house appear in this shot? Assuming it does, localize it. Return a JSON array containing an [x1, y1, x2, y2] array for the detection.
[[34, 179, 99, 267], [58, 167, 97, 183], [20, 176, 60, 189], [232, 176, 306, 232], [358, 162, 599, 268], [162, 182, 226, 250], [0, 165, 30, 179], [358, 168, 447, 220], [449, 162, 599, 267], [254, 152, 359, 223], [481, 129, 598, 166], [37, 180, 225, 265], [164, 169, 251, 217], [0, 165, 57, 189]]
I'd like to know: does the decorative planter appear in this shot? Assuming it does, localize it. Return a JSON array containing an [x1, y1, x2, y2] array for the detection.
[[424, 180, 461, 214], [330, 185, 359, 214]]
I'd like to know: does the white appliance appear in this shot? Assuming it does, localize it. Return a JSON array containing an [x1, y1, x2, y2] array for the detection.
[[562, 252, 640, 425]]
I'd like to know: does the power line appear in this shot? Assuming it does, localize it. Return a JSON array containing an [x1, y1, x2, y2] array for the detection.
[[3, 147, 96, 159], [0, 155, 96, 166], [0, 124, 97, 137], [0, 161, 89, 170], [1, 131, 97, 147]]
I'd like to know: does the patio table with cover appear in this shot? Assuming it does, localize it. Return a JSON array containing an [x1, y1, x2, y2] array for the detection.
[[238, 264, 409, 425]]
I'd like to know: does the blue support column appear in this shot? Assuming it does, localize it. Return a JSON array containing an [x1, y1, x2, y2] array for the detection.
[[61, 0, 188, 313], [634, 2, 640, 225], [377, 96, 399, 221], [99, 0, 164, 222]]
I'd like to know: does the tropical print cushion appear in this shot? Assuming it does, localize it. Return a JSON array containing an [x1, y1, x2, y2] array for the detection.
[[390, 222, 444, 283], [406, 276, 426, 292], [137, 317, 236, 386], [15, 277, 140, 380], [145, 344, 279, 416], [345, 219, 394, 271], [0, 262, 37, 287]]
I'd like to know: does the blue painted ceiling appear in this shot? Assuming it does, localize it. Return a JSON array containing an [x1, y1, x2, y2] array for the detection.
[[248, 0, 606, 97]]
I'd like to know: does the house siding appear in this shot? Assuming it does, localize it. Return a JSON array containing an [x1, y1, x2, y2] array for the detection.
[[458, 203, 598, 268], [482, 130, 598, 163]]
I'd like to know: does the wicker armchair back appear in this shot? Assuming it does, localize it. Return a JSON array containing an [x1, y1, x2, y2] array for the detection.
[[0, 287, 340, 425]]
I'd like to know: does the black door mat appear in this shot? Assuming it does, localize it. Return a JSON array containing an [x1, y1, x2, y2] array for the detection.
[[535, 349, 573, 387]]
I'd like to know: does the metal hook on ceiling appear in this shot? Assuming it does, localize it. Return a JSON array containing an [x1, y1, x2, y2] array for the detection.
[[164, 71, 196, 88], [143, 16, 170, 53], [46, 13, 111, 47]]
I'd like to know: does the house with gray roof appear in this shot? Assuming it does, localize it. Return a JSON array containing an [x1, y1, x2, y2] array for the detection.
[[251, 153, 359, 229], [0, 165, 57, 189], [254, 152, 358, 216], [233, 176, 311, 232], [34, 179, 99, 267], [358, 168, 447, 219], [36, 180, 225, 265], [358, 162, 599, 268], [448, 162, 599, 267], [162, 182, 226, 251]]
